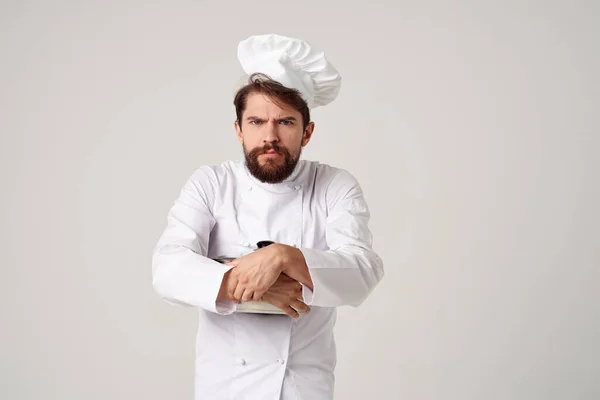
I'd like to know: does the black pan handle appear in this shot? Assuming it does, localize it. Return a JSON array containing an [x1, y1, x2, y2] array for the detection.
[[256, 241, 275, 248]]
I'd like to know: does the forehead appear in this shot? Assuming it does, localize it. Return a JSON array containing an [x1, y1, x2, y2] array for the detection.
[[244, 92, 301, 117]]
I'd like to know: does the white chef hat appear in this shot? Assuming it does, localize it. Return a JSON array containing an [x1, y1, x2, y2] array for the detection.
[[237, 34, 342, 109]]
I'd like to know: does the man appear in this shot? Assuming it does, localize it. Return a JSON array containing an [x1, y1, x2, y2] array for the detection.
[[152, 34, 384, 399]]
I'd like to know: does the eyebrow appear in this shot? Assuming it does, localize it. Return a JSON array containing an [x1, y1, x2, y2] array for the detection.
[[245, 116, 297, 121]]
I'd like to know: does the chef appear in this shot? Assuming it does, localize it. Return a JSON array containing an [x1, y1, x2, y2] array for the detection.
[[152, 33, 384, 400]]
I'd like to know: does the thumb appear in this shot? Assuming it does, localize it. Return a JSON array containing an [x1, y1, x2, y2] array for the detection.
[[226, 258, 239, 267]]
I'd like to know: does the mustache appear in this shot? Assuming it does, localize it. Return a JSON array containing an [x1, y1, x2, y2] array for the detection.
[[247, 143, 288, 157], [261, 143, 282, 154], [245, 142, 295, 160]]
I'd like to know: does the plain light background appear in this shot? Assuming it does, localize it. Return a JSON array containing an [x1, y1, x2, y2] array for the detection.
[[1, 1, 598, 399]]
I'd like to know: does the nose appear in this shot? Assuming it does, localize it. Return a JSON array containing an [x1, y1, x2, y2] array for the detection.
[[263, 120, 279, 144]]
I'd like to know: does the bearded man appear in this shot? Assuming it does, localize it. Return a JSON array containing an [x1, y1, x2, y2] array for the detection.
[[152, 33, 384, 400]]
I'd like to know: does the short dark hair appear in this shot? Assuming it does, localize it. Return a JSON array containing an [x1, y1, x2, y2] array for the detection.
[[233, 73, 311, 131]]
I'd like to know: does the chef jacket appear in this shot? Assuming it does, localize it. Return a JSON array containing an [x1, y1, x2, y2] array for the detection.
[[152, 159, 384, 399]]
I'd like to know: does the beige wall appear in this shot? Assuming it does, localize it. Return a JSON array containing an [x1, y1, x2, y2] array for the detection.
[[1, 1, 598, 399]]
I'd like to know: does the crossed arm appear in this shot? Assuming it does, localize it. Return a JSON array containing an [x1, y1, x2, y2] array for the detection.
[[152, 167, 384, 317], [216, 244, 314, 317]]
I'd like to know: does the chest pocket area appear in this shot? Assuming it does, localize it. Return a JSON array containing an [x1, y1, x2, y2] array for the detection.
[[209, 186, 304, 258]]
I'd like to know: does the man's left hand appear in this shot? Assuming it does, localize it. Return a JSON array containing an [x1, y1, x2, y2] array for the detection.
[[226, 244, 286, 302]]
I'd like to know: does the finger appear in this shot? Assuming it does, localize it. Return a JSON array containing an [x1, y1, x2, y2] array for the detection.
[[226, 258, 240, 267], [227, 277, 239, 301], [241, 289, 254, 302], [281, 305, 300, 319], [233, 285, 245, 302], [254, 288, 268, 301], [252, 291, 263, 301], [260, 294, 289, 314], [291, 299, 310, 314]]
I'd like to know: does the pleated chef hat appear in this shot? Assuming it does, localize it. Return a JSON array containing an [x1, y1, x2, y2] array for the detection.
[[237, 34, 342, 109]]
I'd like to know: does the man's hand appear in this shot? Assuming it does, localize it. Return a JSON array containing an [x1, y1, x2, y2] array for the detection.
[[226, 245, 285, 302], [262, 273, 310, 318]]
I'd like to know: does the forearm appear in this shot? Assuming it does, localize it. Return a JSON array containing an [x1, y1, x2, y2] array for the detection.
[[152, 167, 239, 313], [217, 269, 235, 301], [277, 169, 384, 308], [297, 246, 383, 307], [277, 245, 314, 291]]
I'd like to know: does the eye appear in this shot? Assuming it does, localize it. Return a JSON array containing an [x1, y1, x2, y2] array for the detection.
[[250, 120, 262, 125], [279, 120, 293, 126]]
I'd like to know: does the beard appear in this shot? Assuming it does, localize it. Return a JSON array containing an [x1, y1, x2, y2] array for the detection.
[[244, 142, 301, 184]]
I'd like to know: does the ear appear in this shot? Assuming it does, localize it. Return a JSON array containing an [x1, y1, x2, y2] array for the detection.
[[301, 122, 315, 147], [234, 120, 244, 144]]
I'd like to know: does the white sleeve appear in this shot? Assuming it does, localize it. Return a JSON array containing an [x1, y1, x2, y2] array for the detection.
[[298, 170, 384, 308], [151, 167, 237, 315]]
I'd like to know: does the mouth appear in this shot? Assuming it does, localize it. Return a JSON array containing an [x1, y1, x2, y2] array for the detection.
[[261, 149, 281, 156]]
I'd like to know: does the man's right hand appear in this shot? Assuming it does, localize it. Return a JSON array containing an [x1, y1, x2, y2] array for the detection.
[[261, 273, 310, 318]]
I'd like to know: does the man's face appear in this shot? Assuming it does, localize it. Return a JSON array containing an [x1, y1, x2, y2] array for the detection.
[[235, 92, 314, 184]]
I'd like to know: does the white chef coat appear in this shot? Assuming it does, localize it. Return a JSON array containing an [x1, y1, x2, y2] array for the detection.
[[152, 159, 384, 400]]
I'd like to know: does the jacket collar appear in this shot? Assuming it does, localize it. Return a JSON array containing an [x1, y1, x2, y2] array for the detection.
[[241, 160, 306, 194]]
